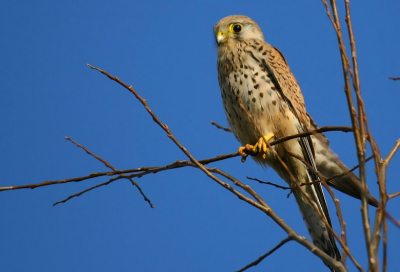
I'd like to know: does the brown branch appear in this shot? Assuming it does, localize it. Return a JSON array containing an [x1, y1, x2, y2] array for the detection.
[[66, 137, 115, 170], [237, 126, 352, 163], [211, 121, 231, 132], [383, 139, 400, 165], [0, 173, 107, 191], [53, 175, 123, 206], [236, 237, 292, 272], [383, 218, 388, 272], [247, 176, 292, 190], [388, 192, 400, 200], [389, 77, 400, 81], [372, 139, 400, 262], [0, 126, 351, 192], [0, 152, 238, 192], [272, 126, 352, 146], [248, 176, 323, 190]]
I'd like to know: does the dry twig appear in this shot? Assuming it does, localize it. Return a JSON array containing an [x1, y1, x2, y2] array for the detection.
[[237, 237, 292, 272], [211, 121, 231, 132]]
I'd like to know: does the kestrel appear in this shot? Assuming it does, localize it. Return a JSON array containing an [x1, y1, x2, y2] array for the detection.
[[214, 15, 376, 269]]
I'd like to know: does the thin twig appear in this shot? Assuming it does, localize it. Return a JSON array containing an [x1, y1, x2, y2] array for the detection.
[[372, 139, 400, 261], [388, 192, 400, 200], [273, 126, 353, 146], [66, 137, 115, 170], [248, 176, 322, 190], [211, 121, 231, 132], [247, 177, 292, 190], [383, 139, 400, 165], [53, 175, 122, 206], [236, 237, 292, 272]]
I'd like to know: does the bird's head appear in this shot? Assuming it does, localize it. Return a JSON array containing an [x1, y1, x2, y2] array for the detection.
[[214, 15, 265, 46]]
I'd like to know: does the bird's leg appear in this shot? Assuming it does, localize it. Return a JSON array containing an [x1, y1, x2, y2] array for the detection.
[[238, 132, 274, 162]]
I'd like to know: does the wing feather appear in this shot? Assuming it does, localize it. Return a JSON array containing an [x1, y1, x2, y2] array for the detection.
[[259, 42, 341, 260]]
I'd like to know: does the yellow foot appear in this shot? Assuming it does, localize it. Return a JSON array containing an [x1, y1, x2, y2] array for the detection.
[[238, 132, 275, 162], [256, 132, 275, 158]]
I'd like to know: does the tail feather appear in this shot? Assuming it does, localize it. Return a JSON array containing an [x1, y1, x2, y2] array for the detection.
[[293, 188, 341, 262], [279, 136, 341, 270], [298, 137, 341, 268]]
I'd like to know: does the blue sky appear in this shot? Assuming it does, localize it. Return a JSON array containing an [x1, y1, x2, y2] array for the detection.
[[1, 1, 399, 271]]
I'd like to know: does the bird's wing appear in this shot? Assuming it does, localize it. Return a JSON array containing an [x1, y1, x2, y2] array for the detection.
[[266, 45, 310, 129], [254, 42, 341, 261]]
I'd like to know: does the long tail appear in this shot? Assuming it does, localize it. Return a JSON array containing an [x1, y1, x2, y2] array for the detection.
[[289, 136, 341, 270], [291, 173, 341, 270]]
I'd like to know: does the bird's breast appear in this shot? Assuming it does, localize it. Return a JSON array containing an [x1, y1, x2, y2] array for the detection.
[[218, 46, 296, 146]]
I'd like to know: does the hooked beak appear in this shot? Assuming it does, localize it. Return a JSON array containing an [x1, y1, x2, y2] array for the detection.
[[216, 31, 228, 45]]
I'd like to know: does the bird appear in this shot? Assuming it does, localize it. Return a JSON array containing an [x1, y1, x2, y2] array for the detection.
[[214, 15, 376, 269]]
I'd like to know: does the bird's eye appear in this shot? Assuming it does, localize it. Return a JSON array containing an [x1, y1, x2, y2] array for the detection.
[[229, 23, 243, 33]]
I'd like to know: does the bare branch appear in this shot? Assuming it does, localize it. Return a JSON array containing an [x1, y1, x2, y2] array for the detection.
[[247, 176, 292, 190], [388, 192, 400, 200], [248, 176, 323, 190], [383, 139, 400, 165], [66, 137, 115, 170], [236, 237, 292, 272], [0, 126, 352, 193], [211, 121, 231, 132], [383, 219, 388, 272], [273, 126, 353, 146], [53, 175, 123, 206]]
